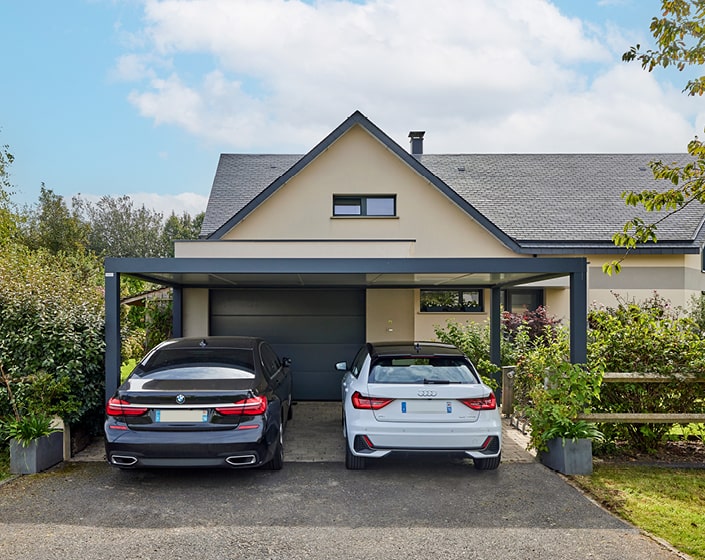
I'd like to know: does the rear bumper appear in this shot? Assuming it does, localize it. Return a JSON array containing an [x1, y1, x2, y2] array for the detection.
[[104, 419, 278, 469], [346, 414, 502, 460]]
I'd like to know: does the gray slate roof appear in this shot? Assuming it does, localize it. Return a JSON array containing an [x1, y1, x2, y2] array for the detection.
[[419, 153, 703, 248], [201, 154, 302, 239], [201, 113, 704, 254]]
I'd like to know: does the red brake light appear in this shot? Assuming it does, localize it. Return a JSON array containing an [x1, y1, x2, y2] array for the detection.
[[106, 397, 148, 417], [351, 391, 393, 410], [216, 396, 268, 416], [460, 393, 497, 411]]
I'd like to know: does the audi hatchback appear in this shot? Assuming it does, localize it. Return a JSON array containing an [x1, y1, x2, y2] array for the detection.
[[336, 341, 501, 470], [105, 336, 292, 470]]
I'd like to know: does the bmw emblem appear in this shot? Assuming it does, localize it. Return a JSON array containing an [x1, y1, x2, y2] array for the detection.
[[176, 394, 186, 405]]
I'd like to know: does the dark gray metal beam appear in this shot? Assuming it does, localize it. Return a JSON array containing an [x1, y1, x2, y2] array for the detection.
[[570, 268, 588, 364], [104, 271, 121, 403], [105, 257, 586, 276]]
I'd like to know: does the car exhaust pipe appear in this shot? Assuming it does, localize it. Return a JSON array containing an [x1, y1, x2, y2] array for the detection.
[[111, 455, 138, 466], [226, 454, 257, 466]]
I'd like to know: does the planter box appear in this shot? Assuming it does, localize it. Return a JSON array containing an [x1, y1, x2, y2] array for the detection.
[[539, 437, 593, 475], [10, 432, 64, 475]]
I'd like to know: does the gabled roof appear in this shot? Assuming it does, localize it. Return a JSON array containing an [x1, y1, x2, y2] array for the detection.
[[201, 111, 704, 254]]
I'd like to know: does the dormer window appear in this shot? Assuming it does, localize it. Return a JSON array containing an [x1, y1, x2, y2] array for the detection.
[[333, 195, 396, 217]]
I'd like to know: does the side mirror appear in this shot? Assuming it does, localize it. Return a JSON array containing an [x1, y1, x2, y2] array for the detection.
[[283, 357, 292, 367], [335, 361, 348, 372]]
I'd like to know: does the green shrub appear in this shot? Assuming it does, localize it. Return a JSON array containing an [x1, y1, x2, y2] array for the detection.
[[524, 360, 603, 452], [0, 243, 105, 432], [513, 327, 572, 412], [588, 292, 705, 452], [434, 319, 509, 389]]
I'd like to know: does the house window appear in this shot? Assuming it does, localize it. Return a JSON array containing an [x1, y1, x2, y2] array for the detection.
[[420, 289, 484, 313], [333, 195, 396, 217], [503, 289, 544, 314]]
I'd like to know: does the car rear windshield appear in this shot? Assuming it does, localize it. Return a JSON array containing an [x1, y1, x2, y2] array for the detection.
[[134, 348, 256, 378], [369, 356, 479, 384]]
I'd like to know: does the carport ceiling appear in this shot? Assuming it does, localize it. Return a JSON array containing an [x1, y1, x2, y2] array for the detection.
[[105, 257, 585, 289]]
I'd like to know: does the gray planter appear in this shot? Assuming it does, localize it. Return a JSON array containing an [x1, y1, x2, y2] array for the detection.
[[539, 437, 593, 475], [10, 432, 64, 474]]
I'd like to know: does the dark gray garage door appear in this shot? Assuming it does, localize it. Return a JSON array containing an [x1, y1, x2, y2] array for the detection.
[[210, 289, 365, 400]]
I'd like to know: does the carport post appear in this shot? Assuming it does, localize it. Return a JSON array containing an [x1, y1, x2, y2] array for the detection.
[[569, 268, 588, 364], [172, 286, 183, 338], [490, 287, 502, 396], [104, 271, 121, 403]]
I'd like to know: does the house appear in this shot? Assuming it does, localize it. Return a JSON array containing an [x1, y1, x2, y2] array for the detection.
[[104, 110, 705, 401]]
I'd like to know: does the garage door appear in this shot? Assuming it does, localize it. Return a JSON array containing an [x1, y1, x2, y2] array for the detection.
[[210, 289, 365, 400]]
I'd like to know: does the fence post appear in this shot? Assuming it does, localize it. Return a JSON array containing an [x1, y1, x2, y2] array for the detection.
[[501, 366, 515, 416]]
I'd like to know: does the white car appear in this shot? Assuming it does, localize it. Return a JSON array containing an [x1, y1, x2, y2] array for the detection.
[[336, 341, 502, 470]]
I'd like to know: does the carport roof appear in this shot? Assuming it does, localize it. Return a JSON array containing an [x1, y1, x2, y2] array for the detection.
[[105, 256, 586, 289]]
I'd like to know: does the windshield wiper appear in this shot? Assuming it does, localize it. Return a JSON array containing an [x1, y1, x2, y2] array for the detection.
[[423, 379, 451, 384]]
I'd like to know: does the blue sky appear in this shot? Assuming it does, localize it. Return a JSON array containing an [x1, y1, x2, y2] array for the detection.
[[1, 0, 702, 217]]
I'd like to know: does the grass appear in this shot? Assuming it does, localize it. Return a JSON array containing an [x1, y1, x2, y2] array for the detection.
[[121, 359, 136, 382], [573, 465, 705, 560], [0, 445, 9, 481]]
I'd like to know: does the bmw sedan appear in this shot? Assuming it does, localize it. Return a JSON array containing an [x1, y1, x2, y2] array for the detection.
[[336, 341, 501, 470], [105, 336, 293, 470]]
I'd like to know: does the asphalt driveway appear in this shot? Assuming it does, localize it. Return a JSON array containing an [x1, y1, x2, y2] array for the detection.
[[0, 404, 684, 560]]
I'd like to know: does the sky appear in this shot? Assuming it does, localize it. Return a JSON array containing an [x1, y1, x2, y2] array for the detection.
[[1, 0, 703, 217]]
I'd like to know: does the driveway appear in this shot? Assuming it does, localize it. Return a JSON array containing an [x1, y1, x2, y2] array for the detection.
[[0, 403, 684, 560]]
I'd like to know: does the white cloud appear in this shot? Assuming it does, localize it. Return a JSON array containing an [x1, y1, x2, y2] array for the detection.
[[116, 0, 699, 153]]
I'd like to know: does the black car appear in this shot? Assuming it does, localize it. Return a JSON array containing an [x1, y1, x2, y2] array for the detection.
[[104, 336, 293, 470]]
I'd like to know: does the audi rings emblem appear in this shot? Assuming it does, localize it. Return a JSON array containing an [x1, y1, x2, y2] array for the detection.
[[417, 390, 437, 397], [175, 394, 186, 404]]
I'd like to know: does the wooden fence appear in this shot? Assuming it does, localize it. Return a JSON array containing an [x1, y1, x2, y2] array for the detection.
[[501, 367, 705, 426]]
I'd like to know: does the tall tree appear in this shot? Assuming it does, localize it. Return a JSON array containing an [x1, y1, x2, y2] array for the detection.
[[22, 185, 88, 254], [75, 195, 165, 258], [159, 211, 204, 257], [0, 135, 17, 243], [606, 0, 705, 274]]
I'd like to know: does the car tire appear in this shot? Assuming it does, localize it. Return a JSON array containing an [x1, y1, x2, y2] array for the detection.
[[345, 436, 366, 470], [473, 453, 501, 470], [264, 421, 284, 470], [287, 399, 293, 421]]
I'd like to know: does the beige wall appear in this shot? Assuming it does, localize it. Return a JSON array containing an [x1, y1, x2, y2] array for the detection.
[[366, 289, 415, 341], [586, 252, 703, 310], [182, 288, 209, 337], [215, 124, 516, 259]]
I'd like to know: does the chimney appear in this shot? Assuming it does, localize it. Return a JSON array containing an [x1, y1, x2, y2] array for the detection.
[[408, 130, 425, 156]]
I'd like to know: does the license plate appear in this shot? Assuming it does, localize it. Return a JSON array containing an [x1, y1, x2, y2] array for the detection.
[[401, 400, 453, 414], [155, 409, 208, 422]]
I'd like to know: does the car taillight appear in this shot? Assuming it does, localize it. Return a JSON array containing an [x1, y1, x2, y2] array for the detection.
[[460, 393, 497, 410], [351, 391, 393, 410], [106, 398, 148, 417], [216, 396, 268, 416]]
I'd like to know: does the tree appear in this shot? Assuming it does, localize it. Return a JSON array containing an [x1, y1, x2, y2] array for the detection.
[[22, 185, 88, 254], [605, 0, 705, 275], [159, 211, 204, 257], [0, 135, 17, 243], [75, 195, 165, 258]]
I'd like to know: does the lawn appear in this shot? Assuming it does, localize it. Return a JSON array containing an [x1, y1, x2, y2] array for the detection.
[[0, 445, 9, 481], [121, 359, 137, 382], [572, 465, 705, 560]]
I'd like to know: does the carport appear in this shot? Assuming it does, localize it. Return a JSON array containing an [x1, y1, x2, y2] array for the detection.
[[104, 256, 588, 402]]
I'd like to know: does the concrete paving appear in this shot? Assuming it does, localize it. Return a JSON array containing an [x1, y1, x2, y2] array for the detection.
[[73, 401, 536, 464], [1, 403, 686, 560]]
